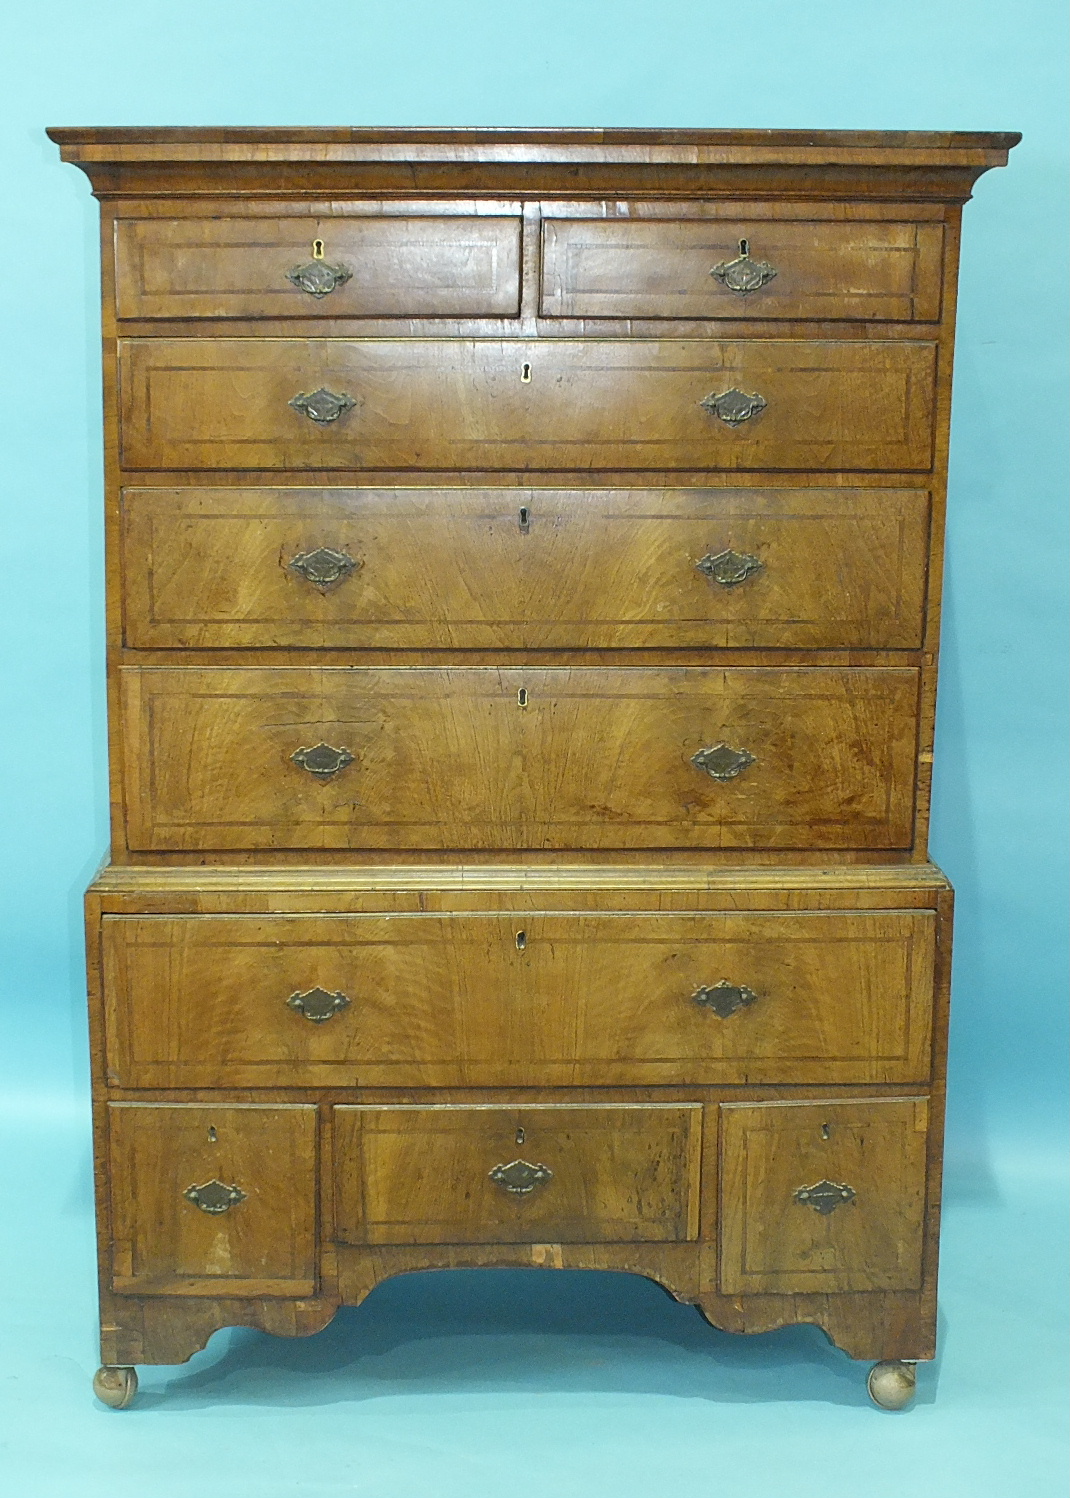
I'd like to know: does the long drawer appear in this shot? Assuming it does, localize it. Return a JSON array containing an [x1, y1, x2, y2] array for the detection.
[[101, 910, 936, 1088], [120, 486, 931, 651], [115, 215, 523, 320], [333, 1104, 703, 1245], [118, 338, 937, 472], [120, 665, 920, 851]]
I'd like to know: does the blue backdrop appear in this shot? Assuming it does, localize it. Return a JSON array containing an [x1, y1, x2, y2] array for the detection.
[[0, 4, 1066, 1495]]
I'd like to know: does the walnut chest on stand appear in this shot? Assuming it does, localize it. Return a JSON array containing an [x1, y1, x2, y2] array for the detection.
[[48, 127, 1017, 1411]]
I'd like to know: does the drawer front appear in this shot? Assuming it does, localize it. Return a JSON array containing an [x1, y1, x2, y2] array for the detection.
[[333, 1104, 702, 1244], [118, 338, 936, 472], [121, 486, 930, 651], [107, 1103, 317, 1297], [719, 1098, 928, 1293], [120, 665, 920, 852], [542, 218, 944, 322], [102, 911, 935, 1089], [115, 216, 522, 319]]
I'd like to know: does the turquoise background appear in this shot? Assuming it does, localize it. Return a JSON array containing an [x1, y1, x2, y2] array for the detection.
[[0, 2, 1066, 1493]]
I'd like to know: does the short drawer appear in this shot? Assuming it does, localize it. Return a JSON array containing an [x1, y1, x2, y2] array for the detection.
[[541, 217, 944, 322], [120, 486, 931, 651], [118, 338, 936, 472], [120, 665, 920, 852], [107, 1103, 317, 1297], [101, 911, 936, 1089], [333, 1104, 702, 1244], [719, 1098, 928, 1293], [115, 215, 522, 319]]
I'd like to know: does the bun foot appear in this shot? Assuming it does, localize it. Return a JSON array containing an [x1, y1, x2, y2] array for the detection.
[[867, 1360, 917, 1410], [93, 1365, 138, 1409]]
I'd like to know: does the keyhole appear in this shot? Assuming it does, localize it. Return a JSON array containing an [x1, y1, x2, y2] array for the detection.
[[516, 1126, 526, 1145], [820, 1123, 831, 1140], [738, 238, 749, 256], [517, 687, 528, 708], [312, 238, 325, 259], [207, 1126, 218, 1143], [520, 361, 532, 383], [515, 930, 527, 951], [518, 506, 530, 533]]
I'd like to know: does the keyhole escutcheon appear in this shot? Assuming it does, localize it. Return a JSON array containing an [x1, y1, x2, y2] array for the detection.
[[516, 1126, 526, 1145], [312, 238, 325, 259], [515, 930, 527, 951], [738, 238, 749, 256], [820, 1122, 831, 1140], [518, 506, 530, 533], [520, 361, 532, 383], [517, 688, 528, 708]]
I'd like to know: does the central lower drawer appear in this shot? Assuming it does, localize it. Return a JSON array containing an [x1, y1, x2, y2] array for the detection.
[[332, 1104, 703, 1244], [118, 337, 936, 472], [101, 910, 935, 1088], [120, 665, 919, 851]]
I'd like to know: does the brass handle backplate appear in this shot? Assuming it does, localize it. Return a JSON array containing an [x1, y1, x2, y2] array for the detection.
[[700, 388, 768, 426], [693, 981, 759, 1018], [794, 1180, 857, 1216], [710, 239, 778, 294], [291, 742, 354, 781], [489, 1159, 553, 1197], [289, 388, 356, 425], [184, 1180, 246, 1215], [286, 238, 352, 297], [289, 547, 358, 589], [287, 986, 350, 1023], [696, 548, 764, 587], [691, 742, 756, 781]]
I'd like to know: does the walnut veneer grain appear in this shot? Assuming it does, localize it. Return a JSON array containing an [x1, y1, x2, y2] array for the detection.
[[120, 486, 931, 652]]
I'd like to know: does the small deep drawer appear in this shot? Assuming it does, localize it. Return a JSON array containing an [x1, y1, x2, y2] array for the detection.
[[117, 337, 936, 473], [101, 910, 936, 1089], [333, 1104, 702, 1244], [107, 1103, 317, 1297], [119, 664, 921, 852], [718, 1098, 929, 1294], [120, 485, 931, 652], [115, 215, 522, 320], [541, 217, 944, 322]]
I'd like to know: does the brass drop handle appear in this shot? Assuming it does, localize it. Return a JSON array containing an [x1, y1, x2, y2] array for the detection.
[[184, 1180, 246, 1215], [286, 238, 353, 297], [287, 986, 350, 1023], [693, 981, 759, 1018], [696, 548, 763, 587], [290, 742, 354, 781], [489, 1159, 553, 1196], [289, 388, 356, 425], [691, 742, 756, 781], [710, 238, 778, 294], [794, 1180, 857, 1215], [289, 547, 358, 588], [700, 388, 767, 426]]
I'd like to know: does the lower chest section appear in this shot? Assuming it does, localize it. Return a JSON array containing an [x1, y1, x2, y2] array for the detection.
[[93, 875, 947, 1313]]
